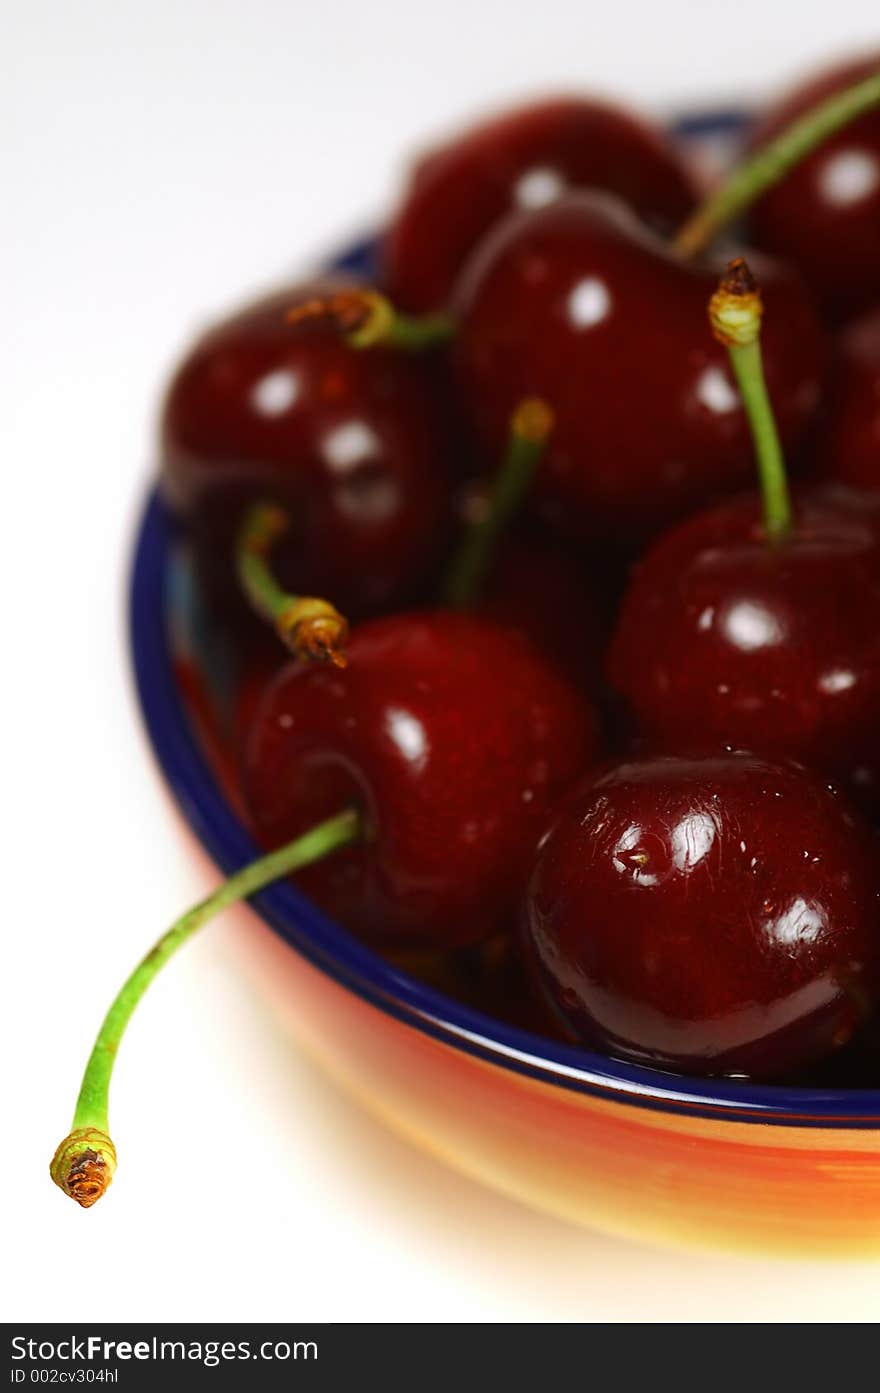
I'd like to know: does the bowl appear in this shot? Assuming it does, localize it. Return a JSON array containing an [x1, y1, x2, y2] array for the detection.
[[130, 111, 880, 1257]]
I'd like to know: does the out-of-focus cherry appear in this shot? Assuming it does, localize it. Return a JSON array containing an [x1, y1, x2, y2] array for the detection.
[[160, 279, 455, 622], [748, 53, 880, 321], [384, 95, 696, 311], [454, 193, 825, 545]]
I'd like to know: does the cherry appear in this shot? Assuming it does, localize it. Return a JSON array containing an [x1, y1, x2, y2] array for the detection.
[[609, 489, 880, 807], [159, 279, 455, 621], [609, 258, 880, 809], [525, 752, 880, 1079], [453, 192, 825, 544], [747, 53, 880, 322], [383, 95, 696, 312], [476, 536, 607, 688], [817, 306, 880, 489], [244, 610, 599, 950]]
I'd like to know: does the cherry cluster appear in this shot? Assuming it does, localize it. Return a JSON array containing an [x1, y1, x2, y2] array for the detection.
[[51, 52, 880, 1209], [163, 56, 880, 1085]]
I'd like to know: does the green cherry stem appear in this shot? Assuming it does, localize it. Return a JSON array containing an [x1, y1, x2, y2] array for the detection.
[[286, 288, 453, 351], [708, 257, 791, 543], [445, 398, 555, 608], [236, 502, 350, 665], [51, 808, 362, 1208], [675, 66, 880, 258]]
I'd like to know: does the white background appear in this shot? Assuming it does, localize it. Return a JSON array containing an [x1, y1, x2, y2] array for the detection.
[[4, 0, 880, 1324]]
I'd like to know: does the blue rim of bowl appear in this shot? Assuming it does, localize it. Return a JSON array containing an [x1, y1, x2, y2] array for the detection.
[[129, 110, 880, 1130]]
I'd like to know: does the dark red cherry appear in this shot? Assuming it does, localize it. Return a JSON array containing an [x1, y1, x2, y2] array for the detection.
[[384, 96, 696, 312], [245, 610, 599, 949], [476, 536, 607, 687], [525, 752, 880, 1078], [453, 193, 825, 545], [748, 53, 880, 322], [608, 490, 880, 808], [159, 280, 454, 620], [818, 306, 880, 488]]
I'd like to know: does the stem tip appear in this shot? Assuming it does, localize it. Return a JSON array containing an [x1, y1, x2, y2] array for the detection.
[[511, 397, 555, 445], [276, 597, 350, 667], [286, 290, 393, 348], [50, 1128, 117, 1208], [708, 256, 763, 348]]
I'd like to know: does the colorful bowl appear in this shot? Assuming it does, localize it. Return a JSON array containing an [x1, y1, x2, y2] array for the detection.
[[130, 112, 880, 1256]]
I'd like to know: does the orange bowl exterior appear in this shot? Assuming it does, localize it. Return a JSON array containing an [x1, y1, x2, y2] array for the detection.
[[240, 913, 880, 1258]]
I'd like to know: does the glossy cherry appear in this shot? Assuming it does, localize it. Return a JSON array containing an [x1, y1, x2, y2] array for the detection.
[[748, 53, 880, 322], [474, 536, 608, 688], [453, 192, 825, 544], [245, 610, 599, 949], [818, 306, 880, 489], [608, 490, 880, 808], [526, 752, 880, 1078], [384, 95, 696, 312], [159, 279, 455, 620]]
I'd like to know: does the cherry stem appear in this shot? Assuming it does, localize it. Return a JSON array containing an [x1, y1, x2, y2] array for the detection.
[[445, 398, 555, 608], [708, 257, 791, 542], [50, 808, 362, 1208], [674, 66, 880, 257], [236, 502, 350, 666], [286, 289, 453, 351]]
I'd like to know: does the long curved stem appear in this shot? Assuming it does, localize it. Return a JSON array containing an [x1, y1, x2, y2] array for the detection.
[[675, 67, 880, 258], [445, 399, 554, 608], [708, 258, 791, 542], [236, 502, 349, 665], [51, 808, 362, 1208]]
